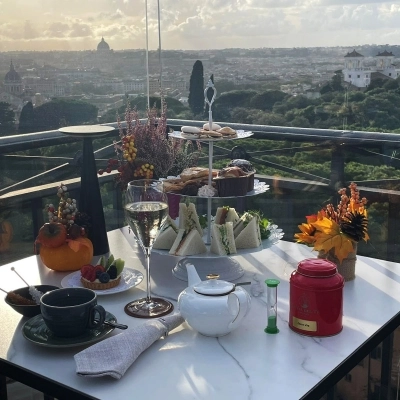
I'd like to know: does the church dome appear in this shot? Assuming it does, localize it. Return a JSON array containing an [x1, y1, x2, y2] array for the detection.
[[5, 61, 21, 82], [97, 37, 110, 51]]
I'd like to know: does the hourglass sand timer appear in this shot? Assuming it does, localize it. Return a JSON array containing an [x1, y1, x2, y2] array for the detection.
[[264, 279, 280, 334]]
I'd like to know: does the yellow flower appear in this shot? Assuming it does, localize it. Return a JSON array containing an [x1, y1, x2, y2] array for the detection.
[[312, 217, 355, 264], [294, 222, 316, 245]]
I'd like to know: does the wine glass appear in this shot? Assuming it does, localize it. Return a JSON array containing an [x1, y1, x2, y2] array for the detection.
[[124, 179, 173, 318]]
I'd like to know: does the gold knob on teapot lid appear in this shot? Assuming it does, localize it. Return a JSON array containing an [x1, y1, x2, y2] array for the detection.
[[206, 273, 220, 280]]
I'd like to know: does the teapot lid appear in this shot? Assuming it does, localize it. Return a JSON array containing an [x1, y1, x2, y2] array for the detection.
[[193, 274, 235, 296]]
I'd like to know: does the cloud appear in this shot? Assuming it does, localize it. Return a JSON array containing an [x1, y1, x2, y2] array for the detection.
[[45, 23, 70, 38], [24, 20, 39, 39], [1, 0, 400, 51]]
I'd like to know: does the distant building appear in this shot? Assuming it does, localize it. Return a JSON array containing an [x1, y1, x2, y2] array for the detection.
[[1, 61, 26, 124], [342, 49, 400, 88], [97, 37, 111, 53], [3, 61, 23, 95]]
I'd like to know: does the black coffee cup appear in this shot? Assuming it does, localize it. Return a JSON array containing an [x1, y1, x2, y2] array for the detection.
[[40, 288, 106, 338]]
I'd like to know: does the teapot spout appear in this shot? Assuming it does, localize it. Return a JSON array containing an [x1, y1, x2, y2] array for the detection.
[[186, 263, 201, 286]]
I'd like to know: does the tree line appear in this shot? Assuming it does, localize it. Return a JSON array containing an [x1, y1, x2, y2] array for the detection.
[[0, 99, 98, 136], [3, 60, 400, 136]]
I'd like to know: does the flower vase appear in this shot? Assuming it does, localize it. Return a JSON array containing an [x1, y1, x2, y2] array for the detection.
[[318, 243, 357, 282]]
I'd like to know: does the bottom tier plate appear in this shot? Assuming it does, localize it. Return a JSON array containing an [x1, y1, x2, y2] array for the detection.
[[172, 257, 244, 282]]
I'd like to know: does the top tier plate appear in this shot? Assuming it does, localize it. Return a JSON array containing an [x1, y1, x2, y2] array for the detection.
[[169, 130, 253, 141]]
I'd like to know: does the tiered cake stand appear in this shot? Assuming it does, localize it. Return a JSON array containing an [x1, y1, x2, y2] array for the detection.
[[158, 80, 284, 281]]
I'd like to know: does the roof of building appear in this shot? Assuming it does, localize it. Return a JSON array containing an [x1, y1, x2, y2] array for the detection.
[[4, 61, 21, 82], [376, 50, 394, 57], [344, 50, 364, 58], [97, 37, 110, 51], [370, 71, 393, 80]]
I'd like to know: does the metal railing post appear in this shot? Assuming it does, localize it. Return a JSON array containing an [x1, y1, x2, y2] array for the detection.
[[330, 144, 345, 191]]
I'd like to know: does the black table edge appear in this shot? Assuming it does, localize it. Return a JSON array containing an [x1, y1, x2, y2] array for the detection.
[[0, 360, 98, 400], [300, 310, 400, 399]]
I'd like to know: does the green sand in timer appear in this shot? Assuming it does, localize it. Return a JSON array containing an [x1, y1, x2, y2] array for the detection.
[[265, 279, 280, 334]]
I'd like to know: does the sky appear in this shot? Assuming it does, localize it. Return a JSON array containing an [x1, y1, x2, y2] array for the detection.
[[0, 0, 400, 51]]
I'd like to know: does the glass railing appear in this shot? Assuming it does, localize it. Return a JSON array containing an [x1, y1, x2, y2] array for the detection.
[[2, 120, 400, 266]]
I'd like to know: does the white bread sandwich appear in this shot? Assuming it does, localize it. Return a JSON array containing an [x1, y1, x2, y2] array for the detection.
[[169, 229, 207, 256], [178, 202, 203, 236], [210, 222, 237, 256], [153, 216, 178, 250], [214, 206, 240, 225], [235, 215, 262, 249], [233, 212, 252, 237]]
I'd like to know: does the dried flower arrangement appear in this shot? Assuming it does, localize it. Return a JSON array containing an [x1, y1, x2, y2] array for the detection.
[[294, 182, 368, 263], [99, 100, 202, 189]]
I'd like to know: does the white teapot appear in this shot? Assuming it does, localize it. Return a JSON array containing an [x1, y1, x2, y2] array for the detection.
[[178, 264, 251, 337]]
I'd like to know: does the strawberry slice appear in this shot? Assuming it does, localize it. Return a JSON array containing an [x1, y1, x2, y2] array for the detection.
[[81, 264, 94, 280], [86, 269, 97, 282]]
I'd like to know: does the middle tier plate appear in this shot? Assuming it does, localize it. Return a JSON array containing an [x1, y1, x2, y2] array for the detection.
[[153, 225, 284, 282], [161, 178, 269, 199]]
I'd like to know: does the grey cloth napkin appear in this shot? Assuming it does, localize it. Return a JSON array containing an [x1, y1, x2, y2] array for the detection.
[[74, 313, 184, 379]]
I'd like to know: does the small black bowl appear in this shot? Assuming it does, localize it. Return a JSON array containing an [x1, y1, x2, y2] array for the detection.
[[5, 285, 59, 318]]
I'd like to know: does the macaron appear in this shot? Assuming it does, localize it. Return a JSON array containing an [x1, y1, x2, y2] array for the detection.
[[181, 126, 201, 138], [203, 122, 222, 131]]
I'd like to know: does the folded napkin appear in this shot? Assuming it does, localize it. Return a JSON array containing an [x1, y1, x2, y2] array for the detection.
[[74, 313, 184, 379]]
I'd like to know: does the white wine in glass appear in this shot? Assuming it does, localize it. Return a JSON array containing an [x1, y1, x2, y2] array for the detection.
[[124, 179, 173, 318]]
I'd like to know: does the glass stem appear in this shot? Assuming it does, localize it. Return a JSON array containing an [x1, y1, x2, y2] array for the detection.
[[144, 248, 152, 302]]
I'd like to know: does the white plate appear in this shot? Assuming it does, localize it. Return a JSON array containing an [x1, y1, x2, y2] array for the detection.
[[61, 268, 144, 296], [169, 130, 253, 141]]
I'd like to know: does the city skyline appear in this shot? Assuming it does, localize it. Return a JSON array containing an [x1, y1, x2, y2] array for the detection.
[[1, 0, 400, 52]]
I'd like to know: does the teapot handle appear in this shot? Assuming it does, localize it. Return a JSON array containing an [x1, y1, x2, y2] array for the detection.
[[228, 288, 251, 331]]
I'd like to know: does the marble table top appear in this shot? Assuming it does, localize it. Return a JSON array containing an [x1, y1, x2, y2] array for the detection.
[[1, 228, 400, 400]]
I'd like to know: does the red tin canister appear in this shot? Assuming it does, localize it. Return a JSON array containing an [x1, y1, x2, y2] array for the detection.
[[289, 258, 344, 337]]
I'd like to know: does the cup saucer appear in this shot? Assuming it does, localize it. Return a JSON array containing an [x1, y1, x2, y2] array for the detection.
[[22, 311, 117, 348]]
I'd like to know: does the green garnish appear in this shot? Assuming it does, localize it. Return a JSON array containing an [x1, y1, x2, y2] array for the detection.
[[199, 214, 207, 229], [247, 210, 272, 240], [218, 225, 232, 254]]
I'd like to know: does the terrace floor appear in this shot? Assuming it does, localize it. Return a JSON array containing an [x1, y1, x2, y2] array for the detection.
[[7, 380, 45, 400]]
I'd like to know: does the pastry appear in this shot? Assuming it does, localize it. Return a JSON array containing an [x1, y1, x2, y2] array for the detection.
[[181, 182, 202, 196], [227, 159, 255, 191], [162, 178, 185, 193], [227, 159, 254, 173], [181, 126, 201, 139], [205, 130, 223, 138], [203, 122, 222, 131], [180, 167, 216, 182], [214, 167, 249, 197], [217, 127, 237, 137], [218, 167, 247, 178], [80, 255, 125, 290]]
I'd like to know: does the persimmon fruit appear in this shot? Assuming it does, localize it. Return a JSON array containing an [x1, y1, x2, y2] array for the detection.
[[40, 237, 93, 272], [36, 222, 67, 248]]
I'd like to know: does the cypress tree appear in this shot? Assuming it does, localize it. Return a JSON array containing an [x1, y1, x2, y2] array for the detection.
[[188, 60, 204, 116], [18, 101, 35, 133]]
